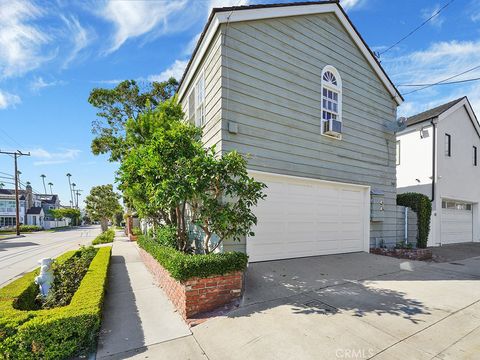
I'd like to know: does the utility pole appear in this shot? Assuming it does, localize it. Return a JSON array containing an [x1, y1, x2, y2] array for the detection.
[[0, 150, 31, 235]]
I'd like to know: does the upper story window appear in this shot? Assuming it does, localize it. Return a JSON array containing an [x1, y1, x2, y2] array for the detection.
[[187, 72, 205, 127], [474, 146, 478, 166], [320, 66, 342, 139], [445, 133, 451, 157]]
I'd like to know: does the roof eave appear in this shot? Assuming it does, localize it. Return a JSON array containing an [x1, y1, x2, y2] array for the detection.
[[177, 1, 403, 105]]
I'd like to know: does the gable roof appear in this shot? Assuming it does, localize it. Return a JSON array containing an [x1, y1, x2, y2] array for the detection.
[[405, 96, 480, 138], [177, 0, 403, 105], [0, 189, 26, 200], [27, 207, 43, 215], [406, 97, 465, 127]]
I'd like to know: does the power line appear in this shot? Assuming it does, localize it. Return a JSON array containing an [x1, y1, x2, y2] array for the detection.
[[397, 76, 480, 88], [401, 64, 480, 96], [379, 0, 455, 56]]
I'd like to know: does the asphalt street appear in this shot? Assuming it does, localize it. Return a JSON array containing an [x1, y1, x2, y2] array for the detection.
[[0, 225, 101, 287]]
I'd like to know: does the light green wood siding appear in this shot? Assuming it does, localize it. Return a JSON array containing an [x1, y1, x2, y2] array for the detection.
[[180, 29, 223, 152], [219, 13, 398, 251]]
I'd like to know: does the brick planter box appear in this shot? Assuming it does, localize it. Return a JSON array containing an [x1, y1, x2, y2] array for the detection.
[[370, 247, 432, 261], [139, 247, 243, 319], [129, 234, 138, 241]]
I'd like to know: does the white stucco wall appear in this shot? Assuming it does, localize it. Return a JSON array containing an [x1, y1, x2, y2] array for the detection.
[[436, 105, 480, 243], [396, 124, 433, 197], [397, 102, 480, 246]]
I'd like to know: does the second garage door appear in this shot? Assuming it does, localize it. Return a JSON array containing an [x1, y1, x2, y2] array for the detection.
[[441, 200, 473, 244], [247, 172, 370, 262]]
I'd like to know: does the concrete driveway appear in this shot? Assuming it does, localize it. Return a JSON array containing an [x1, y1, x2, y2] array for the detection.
[[191, 247, 480, 359]]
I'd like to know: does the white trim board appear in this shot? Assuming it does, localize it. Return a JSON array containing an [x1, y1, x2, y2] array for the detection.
[[177, 3, 403, 105]]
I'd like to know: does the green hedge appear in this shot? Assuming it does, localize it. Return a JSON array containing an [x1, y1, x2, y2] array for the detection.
[[0, 225, 42, 234], [397, 193, 432, 248], [0, 246, 111, 359], [138, 235, 248, 281], [92, 228, 115, 245]]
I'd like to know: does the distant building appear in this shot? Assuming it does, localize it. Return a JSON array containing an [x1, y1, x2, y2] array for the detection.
[[0, 183, 62, 228]]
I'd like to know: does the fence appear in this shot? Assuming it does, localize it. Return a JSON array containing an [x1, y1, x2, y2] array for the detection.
[[396, 206, 418, 245]]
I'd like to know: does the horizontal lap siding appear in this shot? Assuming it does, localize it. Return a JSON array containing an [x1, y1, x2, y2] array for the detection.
[[181, 29, 223, 153], [220, 13, 398, 249]]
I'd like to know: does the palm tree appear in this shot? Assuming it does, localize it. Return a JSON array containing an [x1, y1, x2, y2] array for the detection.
[[0, 182, 4, 189], [72, 183, 77, 208], [66, 173, 74, 208], [48, 182, 53, 194], [40, 174, 47, 194]]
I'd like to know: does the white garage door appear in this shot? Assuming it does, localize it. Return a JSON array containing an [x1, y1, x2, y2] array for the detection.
[[247, 172, 370, 262], [441, 200, 473, 244]]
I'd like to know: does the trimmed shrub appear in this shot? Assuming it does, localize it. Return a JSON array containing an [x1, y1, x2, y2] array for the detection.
[[153, 226, 177, 249], [42, 247, 98, 309], [0, 225, 42, 234], [131, 227, 142, 236], [397, 193, 432, 248], [92, 228, 115, 245], [138, 235, 248, 281], [0, 246, 111, 359]]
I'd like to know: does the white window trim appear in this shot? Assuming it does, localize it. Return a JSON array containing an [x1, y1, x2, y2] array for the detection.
[[195, 71, 205, 127], [320, 65, 342, 139], [187, 71, 206, 127]]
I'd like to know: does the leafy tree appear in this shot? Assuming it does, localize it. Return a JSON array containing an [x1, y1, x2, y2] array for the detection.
[[113, 211, 124, 227], [188, 150, 266, 253], [85, 185, 122, 232], [49, 208, 81, 226], [88, 78, 178, 162], [117, 102, 266, 254]]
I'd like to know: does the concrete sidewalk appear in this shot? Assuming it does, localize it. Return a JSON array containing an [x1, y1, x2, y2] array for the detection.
[[96, 232, 206, 359]]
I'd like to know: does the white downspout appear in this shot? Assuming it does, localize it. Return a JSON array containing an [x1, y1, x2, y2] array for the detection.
[[404, 206, 408, 244]]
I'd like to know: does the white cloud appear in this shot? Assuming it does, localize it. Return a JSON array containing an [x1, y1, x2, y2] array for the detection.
[[383, 40, 480, 117], [97, 0, 189, 53], [0, 0, 52, 78], [422, 5, 445, 28], [0, 89, 21, 109], [61, 15, 94, 68], [208, 0, 249, 10], [30, 76, 65, 92], [148, 59, 188, 82], [470, 0, 480, 22], [340, 0, 366, 10], [30, 148, 81, 166], [183, 33, 201, 56]]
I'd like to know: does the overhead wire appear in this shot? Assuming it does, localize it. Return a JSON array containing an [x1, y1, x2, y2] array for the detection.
[[379, 0, 456, 56]]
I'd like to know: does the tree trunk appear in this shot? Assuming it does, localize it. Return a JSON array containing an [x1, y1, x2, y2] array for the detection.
[[100, 218, 109, 232]]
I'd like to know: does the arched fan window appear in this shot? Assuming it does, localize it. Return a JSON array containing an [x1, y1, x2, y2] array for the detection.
[[321, 66, 342, 139]]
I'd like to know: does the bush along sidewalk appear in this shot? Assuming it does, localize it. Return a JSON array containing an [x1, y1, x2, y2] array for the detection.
[[92, 228, 115, 245], [138, 235, 248, 319], [0, 246, 112, 359], [0, 225, 43, 234]]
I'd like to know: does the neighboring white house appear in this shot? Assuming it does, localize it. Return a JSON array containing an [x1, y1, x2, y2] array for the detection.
[[0, 190, 26, 227], [397, 97, 480, 246], [26, 207, 45, 228], [177, 1, 403, 261]]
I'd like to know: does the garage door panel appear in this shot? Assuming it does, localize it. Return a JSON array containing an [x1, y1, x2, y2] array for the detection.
[[247, 173, 368, 262], [441, 205, 473, 245]]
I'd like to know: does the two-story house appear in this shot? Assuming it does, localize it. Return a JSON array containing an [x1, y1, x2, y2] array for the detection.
[[397, 97, 480, 246], [0, 190, 26, 228], [177, 1, 403, 261], [0, 184, 62, 228]]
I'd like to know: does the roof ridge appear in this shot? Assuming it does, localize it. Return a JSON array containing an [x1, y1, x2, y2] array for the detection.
[[406, 97, 466, 126]]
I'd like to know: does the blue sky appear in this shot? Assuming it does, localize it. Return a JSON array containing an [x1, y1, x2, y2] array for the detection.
[[0, 0, 479, 208]]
